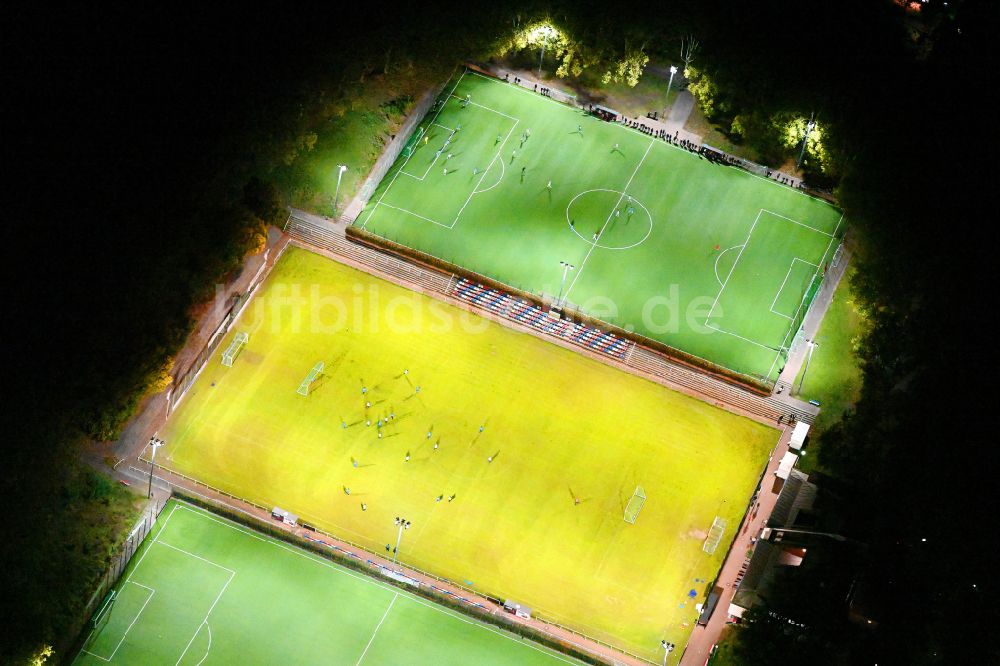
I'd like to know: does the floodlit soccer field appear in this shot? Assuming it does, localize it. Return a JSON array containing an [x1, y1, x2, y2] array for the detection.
[[74, 500, 576, 665], [156, 247, 777, 658], [357, 70, 844, 382]]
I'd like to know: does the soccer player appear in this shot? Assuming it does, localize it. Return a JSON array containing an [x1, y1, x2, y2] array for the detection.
[[577, 124, 583, 134], [361, 502, 367, 511], [405, 452, 411, 462], [479, 424, 485, 433], [427, 429, 432, 439], [433, 440, 439, 451], [496, 133, 502, 144], [436, 494, 444, 502], [351, 457, 358, 468], [487, 455, 493, 463], [448, 494, 456, 502], [546, 180, 552, 190], [472, 167, 479, 176], [443, 168, 448, 176], [614, 142, 619, 151], [343, 486, 350, 495], [423, 135, 429, 145], [447, 153, 453, 161]]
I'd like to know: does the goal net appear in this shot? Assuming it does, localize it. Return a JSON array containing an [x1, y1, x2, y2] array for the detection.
[[221, 332, 249, 367], [623, 485, 646, 524], [297, 361, 324, 396], [703, 516, 727, 554], [402, 125, 426, 158], [92, 589, 117, 629]]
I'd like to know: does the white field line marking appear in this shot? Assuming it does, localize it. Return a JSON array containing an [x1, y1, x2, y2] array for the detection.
[[155, 540, 236, 574], [766, 212, 846, 379], [705, 209, 762, 321], [355, 593, 399, 665], [194, 623, 212, 666], [399, 123, 461, 180], [732, 166, 836, 205], [761, 209, 835, 237], [713, 245, 744, 287], [770, 258, 806, 318], [564, 140, 655, 299], [449, 94, 519, 120], [472, 153, 505, 195], [171, 503, 579, 665], [360, 70, 467, 230], [451, 118, 519, 227], [175, 571, 235, 666], [705, 323, 778, 351], [124, 503, 179, 583], [377, 202, 451, 228], [81, 583, 157, 662]]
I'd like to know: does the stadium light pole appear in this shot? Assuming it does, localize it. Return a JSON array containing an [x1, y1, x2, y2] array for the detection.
[[146, 436, 165, 498], [660, 640, 675, 664], [392, 516, 411, 566], [537, 26, 554, 76], [796, 115, 816, 170], [796, 340, 818, 394], [333, 164, 347, 217], [555, 261, 575, 308], [664, 65, 678, 118]]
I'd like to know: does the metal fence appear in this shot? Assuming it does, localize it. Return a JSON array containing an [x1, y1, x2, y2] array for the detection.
[[77, 499, 167, 636], [168, 242, 288, 413]]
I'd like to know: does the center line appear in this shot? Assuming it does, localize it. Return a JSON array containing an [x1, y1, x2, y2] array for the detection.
[[564, 140, 655, 300]]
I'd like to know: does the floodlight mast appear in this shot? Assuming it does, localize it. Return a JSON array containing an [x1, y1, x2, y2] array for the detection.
[[333, 164, 347, 218], [392, 516, 411, 566], [796, 114, 816, 169], [555, 261, 575, 308], [664, 65, 678, 118], [538, 26, 554, 76], [146, 436, 165, 498], [796, 339, 818, 393]]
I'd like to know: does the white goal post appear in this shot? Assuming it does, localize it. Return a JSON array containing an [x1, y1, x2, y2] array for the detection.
[[703, 516, 728, 554], [297, 361, 324, 396], [221, 332, 249, 367], [623, 485, 646, 524]]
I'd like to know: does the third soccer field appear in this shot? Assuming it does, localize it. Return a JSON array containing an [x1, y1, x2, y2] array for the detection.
[[358, 70, 844, 382], [157, 247, 777, 658], [75, 500, 580, 665]]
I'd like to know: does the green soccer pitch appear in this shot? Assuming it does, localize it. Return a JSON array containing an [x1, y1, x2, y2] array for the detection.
[[156, 247, 777, 658], [356, 70, 845, 382], [74, 500, 578, 665]]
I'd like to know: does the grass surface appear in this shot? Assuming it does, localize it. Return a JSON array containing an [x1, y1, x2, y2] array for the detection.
[[74, 500, 576, 665], [157, 247, 777, 658], [792, 266, 864, 472], [357, 70, 844, 382]]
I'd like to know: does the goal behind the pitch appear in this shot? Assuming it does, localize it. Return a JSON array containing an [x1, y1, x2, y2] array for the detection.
[[623, 485, 646, 524], [703, 516, 727, 554], [221, 332, 249, 367]]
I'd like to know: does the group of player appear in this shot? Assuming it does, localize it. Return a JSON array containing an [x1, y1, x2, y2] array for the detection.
[[340, 369, 496, 513]]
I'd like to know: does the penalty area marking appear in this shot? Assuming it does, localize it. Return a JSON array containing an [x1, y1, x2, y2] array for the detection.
[[80, 582, 156, 663], [770, 257, 819, 320]]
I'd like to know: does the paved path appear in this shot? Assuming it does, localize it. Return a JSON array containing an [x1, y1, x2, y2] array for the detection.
[[679, 428, 793, 666], [665, 91, 695, 132], [775, 237, 852, 395]]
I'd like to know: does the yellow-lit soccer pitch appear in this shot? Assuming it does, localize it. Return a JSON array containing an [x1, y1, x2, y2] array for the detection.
[[160, 246, 776, 657]]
